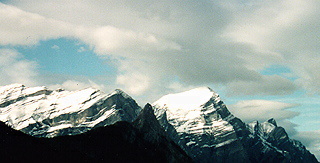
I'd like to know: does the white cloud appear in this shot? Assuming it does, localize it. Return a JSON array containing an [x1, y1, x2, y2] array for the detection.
[[1, 0, 320, 97], [229, 100, 299, 123], [229, 99, 300, 136], [0, 1, 301, 97], [0, 2, 180, 56], [0, 3, 73, 46], [75, 25, 181, 56], [222, 0, 314, 51], [222, 0, 320, 94], [0, 2, 183, 95], [0, 49, 38, 86], [227, 75, 298, 96], [116, 72, 150, 96], [291, 56, 320, 94]]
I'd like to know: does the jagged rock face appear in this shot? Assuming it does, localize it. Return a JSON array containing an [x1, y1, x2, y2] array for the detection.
[[0, 84, 141, 137], [0, 84, 317, 162], [153, 87, 318, 163], [133, 103, 168, 142], [153, 87, 248, 162], [132, 104, 192, 162], [246, 119, 319, 163]]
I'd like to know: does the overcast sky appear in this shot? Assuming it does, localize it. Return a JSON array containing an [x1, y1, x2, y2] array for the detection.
[[0, 0, 319, 159]]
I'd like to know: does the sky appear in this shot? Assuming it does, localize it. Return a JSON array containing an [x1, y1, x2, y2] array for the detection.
[[0, 0, 319, 159]]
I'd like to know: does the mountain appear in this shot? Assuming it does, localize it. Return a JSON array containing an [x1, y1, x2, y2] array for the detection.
[[153, 87, 318, 163], [132, 103, 192, 162], [0, 84, 318, 162], [0, 84, 141, 137], [0, 104, 192, 162], [245, 119, 318, 162]]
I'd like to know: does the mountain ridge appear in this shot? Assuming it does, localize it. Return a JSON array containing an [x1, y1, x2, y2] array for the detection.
[[0, 106, 192, 162], [153, 87, 318, 162], [0, 84, 318, 162], [0, 84, 141, 137]]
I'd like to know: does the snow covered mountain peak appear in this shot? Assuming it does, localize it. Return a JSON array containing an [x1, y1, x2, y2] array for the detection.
[[152, 87, 318, 162], [153, 87, 220, 111], [0, 84, 141, 137], [152, 87, 244, 162], [152, 87, 227, 131]]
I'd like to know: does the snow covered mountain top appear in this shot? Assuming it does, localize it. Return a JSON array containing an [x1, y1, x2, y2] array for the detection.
[[0, 84, 140, 137], [152, 87, 243, 161], [152, 86, 231, 132], [153, 87, 221, 116], [0, 84, 317, 162]]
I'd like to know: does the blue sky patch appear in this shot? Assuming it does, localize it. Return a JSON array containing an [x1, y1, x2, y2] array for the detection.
[[14, 38, 116, 76]]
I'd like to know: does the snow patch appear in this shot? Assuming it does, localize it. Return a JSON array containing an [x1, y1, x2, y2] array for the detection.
[[154, 87, 216, 110]]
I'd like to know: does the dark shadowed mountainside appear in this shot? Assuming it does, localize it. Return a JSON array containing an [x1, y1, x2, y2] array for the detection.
[[0, 105, 192, 162]]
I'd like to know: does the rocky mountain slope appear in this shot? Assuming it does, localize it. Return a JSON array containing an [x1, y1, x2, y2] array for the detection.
[[153, 87, 318, 163], [0, 84, 318, 162], [0, 104, 192, 162], [244, 118, 318, 162], [153, 87, 248, 162], [0, 84, 141, 137]]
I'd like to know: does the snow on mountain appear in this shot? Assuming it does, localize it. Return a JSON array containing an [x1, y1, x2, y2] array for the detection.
[[0, 84, 141, 137], [153, 87, 234, 134], [245, 118, 318, 162], [152, 87, 318, 163], [154, 87, 214, 110], [153, 87, 248, 162], [0, 84, 317, 162]]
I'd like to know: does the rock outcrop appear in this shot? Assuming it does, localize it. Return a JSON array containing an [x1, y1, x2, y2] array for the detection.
[[153, 87, 318, 163], [0, 104, 192, 162], [0, 84, 141, 137]]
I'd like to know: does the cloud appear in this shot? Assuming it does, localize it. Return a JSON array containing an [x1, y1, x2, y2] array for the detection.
[[116, 72, 150, 96], [222, 0, 315, 51], [227, 75, 298, 96], [0, 3, 72, 45], [228, 99, 300, 135], [0, 2, 183, 95], [1, 0, 320, 97], [228, 100, 300, 123], [0, 2, 180, 55], [292, 56, 320, 94], [0, 1, 295, 97], [222, 0, 320, 94], [75, 25, 181, 56], [0, 48, 38, 86]]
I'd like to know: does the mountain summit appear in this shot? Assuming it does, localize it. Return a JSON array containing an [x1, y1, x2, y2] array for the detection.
[[153, 87, 318, 163], [0, 84, 141, 137], [153, 87, 248, 162], [0, 84, 317, 162]]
